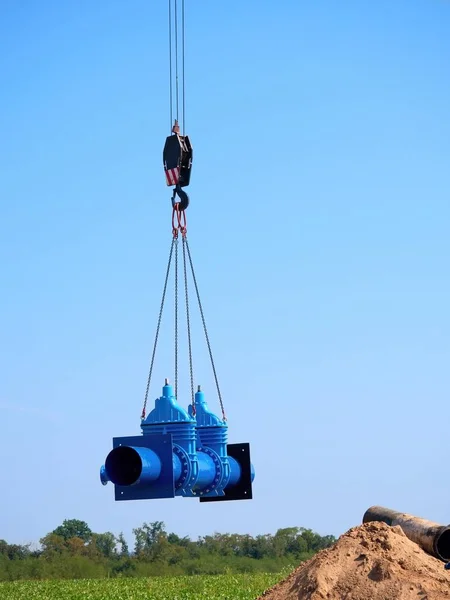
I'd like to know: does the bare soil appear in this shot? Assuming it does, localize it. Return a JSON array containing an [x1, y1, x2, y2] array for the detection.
[[258, 521, 450, 600]]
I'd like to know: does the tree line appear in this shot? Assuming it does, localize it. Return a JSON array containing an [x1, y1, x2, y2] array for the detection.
[[0, 519, 336, 581]]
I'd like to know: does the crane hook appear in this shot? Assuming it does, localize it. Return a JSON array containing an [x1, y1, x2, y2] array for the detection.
[[171, 184, 189, 211]]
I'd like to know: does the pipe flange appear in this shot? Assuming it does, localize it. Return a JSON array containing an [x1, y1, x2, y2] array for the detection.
[[173, 444, 191, 491], [198, 447, 222, 495]]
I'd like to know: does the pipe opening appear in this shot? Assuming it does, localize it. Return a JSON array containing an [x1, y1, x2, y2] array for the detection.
[[436, 528, 450, 562], [105, 446, 142, 486]]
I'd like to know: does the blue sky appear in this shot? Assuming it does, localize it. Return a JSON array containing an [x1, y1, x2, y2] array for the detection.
[[0, 0, 449, 547]]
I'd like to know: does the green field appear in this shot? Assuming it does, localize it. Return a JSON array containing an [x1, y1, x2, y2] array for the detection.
[[0, 572, 284, 600]]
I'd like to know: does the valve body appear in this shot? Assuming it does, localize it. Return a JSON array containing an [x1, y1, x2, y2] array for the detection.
[[100, 383, 254, 502]]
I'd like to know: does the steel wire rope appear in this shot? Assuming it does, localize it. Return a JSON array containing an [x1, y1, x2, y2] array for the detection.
[[182, 0, 186, 134], [168, 0, 173, 130], [174, 0, 179, 122]]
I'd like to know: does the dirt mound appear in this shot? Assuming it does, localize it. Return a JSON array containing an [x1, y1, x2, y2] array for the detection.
[[258, 521, 450, 600]]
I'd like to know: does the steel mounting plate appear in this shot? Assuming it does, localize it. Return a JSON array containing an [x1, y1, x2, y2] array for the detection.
[[199, 442, 253, 503], [112, 433, 175, 501]]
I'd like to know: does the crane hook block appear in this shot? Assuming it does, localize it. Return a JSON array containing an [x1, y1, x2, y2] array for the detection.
[[100, 382, 255, 502], [163, 133, 193, 188]]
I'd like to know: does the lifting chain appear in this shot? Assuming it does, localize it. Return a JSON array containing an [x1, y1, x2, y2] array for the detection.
[[141, 200, 226, 422]]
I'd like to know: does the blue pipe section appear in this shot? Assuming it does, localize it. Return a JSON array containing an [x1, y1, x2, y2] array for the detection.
[[228, 456, 241, 487], [194, 452, 216, 491], [103, 447, 240, 493], [105, 446, 161, 486]]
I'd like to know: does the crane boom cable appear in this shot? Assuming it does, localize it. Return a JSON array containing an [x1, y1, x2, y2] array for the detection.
[[168, 0, 174, 131], [168, 0, 186, 131], [182, 0, 185, 134], [174, 0, 179, 122]]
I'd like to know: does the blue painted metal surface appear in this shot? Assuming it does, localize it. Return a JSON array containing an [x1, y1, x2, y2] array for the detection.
[[100, 381, 255, 502], [106, 433, 175, 501]]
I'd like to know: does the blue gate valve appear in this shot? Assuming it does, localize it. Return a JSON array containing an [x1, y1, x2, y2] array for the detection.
[[100, 381, 254, 502]]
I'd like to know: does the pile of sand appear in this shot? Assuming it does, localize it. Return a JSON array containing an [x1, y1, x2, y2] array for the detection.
[[258, 521, 450, 600]]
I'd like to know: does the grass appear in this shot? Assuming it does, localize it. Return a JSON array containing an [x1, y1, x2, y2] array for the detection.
[[0, 572, 284, 599]]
